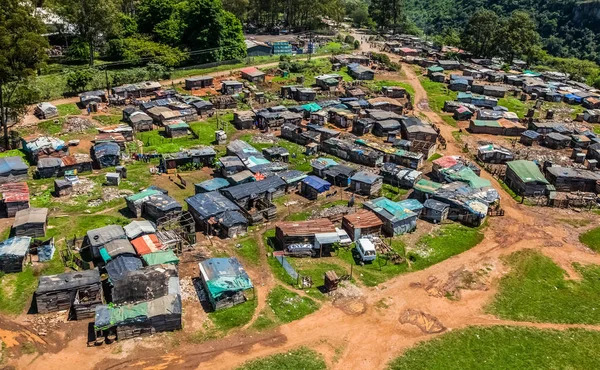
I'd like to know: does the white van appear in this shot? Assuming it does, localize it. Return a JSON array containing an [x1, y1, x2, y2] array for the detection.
[[356, 238, 377, 262]]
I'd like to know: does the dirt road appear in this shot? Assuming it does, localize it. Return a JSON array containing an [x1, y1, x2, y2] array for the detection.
[[9, 36, 600, 370]]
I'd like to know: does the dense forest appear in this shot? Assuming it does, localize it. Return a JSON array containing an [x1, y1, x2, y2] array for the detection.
[[403, 0, 600, 64]]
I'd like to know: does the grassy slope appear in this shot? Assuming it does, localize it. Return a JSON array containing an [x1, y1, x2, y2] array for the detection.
[[579, 226, 600, 251], [209, 299, 257, 331], [267, 286, 319, 323], [488, 249, 600, 324], [236, 347, 326, 370], [388, 326, 600, 370]]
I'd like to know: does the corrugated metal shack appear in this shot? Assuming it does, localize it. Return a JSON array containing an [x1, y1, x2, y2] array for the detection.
[[13, 207, 48, 238], [275, 218, 337, 249], [218, 156, 245, 176], [92, 142, 121, 168], [505, 160, 550, 196], [220, 177, 284, 223], [342, 209, 383, 240], [125, 189, 164, 217], [323, 165, 356, 187], [1, 182, 29, 217], [545, 166, 600, 193], [143, 193, 182, 221], [380, 162, 422, 188], [477, 144, 514, 163], [35, 268, 102, 318], [279, 170, 307, 192], [0, 157, 28, 184], [350, 171, 383, 196], [199, 258, 253, 310], [195, 178, 230, 194], [94, 294, 182, 340], [300, 175, 331, 200], [0, 236, 30, 273], [363, 197, 418, 236], [84, 225, 128, 261], [421, 199, 450, 223], [111, 264, 179, 304], [160, 147, 216, 172], [186, 192, 248, 238], [22, 136, 68, 164]]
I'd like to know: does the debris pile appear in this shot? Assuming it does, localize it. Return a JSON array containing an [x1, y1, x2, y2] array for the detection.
[[310, 205, 355, 220], [330, 282, 367, 316], [251, 133, 278, 144], [26, 312, 68, 336], [65, 117, 96, 133], [423, 266, 490, 300]]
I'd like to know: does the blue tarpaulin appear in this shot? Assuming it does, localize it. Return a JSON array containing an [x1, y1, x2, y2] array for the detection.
[[302, 175, 331, 192]]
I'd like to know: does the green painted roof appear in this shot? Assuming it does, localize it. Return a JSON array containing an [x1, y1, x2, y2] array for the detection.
[[472, 120, 501, 128], [439, 166, 491, 189], [506, 160, 549, 184], [143, 250, 180, 266], [428, 66, 444, 72]]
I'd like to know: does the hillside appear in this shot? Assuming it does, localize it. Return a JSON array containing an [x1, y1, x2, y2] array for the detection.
[[404, 0, 600, 63]]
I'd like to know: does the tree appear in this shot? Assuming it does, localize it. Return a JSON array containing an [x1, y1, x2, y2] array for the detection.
[[350, 4, 370, 27], [369, 0, 405, 32], [497, 11, 540, 65], [460, 9, 500, 58], [222, 0, 250, 21], [52, 0, 120, 66], [0, 0, 48, 149], [66, 69, 95, 93]]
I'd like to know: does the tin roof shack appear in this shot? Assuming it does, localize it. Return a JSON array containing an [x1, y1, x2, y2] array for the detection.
[[143, 193, 182, 221], [322, 138, 383, 167], [477, 144, 514, 163], [160, 147, 216, 173], [240, 67, 266, 83], [350, 171, 383, 196], [187, 99, 214, 116], [94, 294, 182, 340], [449, 79, 469, 92], [315, 74, 343, 90], [221, 176, 285, 213], [520, 130, 541, 146], [588, 143, 600, 161], [13, 208, 48, 238], [279, 170, 307, 191], [233, 111, 256, 130], [220, 80, 244, 95], [262, 147, 289, 162], [195, 178, 230, 194], [505, 160, 550, 196], [0, 236, 30, 273], [275, 218, 337, 252], [111, 264, 178, 304], [130, 234, 163, 256], [124, 220, 156, 240], [323, 165, 357, 187], [311, 158, 338, 177], [382, 86, 408, 99], [572, 134, 592, 149], [454, 106, 473, 121], [92, 142, 120, 168], [125, 189, 164, 218], [400, 117, 438, 143], [185, 76, 214, 89], [126, 111, 153, 132], [380, 163, 422, 188], [421, 199, 450, 223], [79, 90, 106, 107], [199, 257, 253, 310], [143, 250, 179, 266], [545, 166, 600, 193], [0, 157, 28, 184], [342, 209, 383, 241], [163, 121, 189, 138], [1, 182, 29, 218], [348, 64, 375, 80], [300, 175, 331, 200], [218, 157, 245, 178], [35, 269, 102, 318], [105, 255, 143, 283], [22, 136, 68, 164], [363, 197, 418, 236], [353, 118, 375, 136], [186, 192, 248, 238], [544, 132, 571, 149], [34, 102, 58, 119], [373, 119, 401, 137], [391, 149, 424, 170], [84, 225, 128, 261]]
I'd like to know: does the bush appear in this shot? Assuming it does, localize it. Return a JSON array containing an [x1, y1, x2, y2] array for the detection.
[[66, 68, 95, 93], [344, 35, 355, 44], [353, 40, 360, 49]]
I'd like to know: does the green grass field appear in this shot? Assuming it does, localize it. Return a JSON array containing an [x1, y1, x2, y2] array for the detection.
[[267, 286, 319, 323], [579, 226, 600, 251], [236, 347, 326, 370], [388, 326, 600, 370], [56, 103, 81, 116], [418, 77, 457, 113], [487, 249, 600, 324], [233, 237, 261, 266], [408, 224, 484, 271], [209, 299, 257, 331]]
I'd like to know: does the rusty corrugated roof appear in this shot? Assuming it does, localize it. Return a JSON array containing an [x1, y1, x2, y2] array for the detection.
[[342, 209, 383, 228], [276, 218, 336, 237], [0, 182, 29, 203]]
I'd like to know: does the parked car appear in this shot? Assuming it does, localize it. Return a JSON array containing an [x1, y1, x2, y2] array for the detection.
[[355, 238, 376, 262]]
